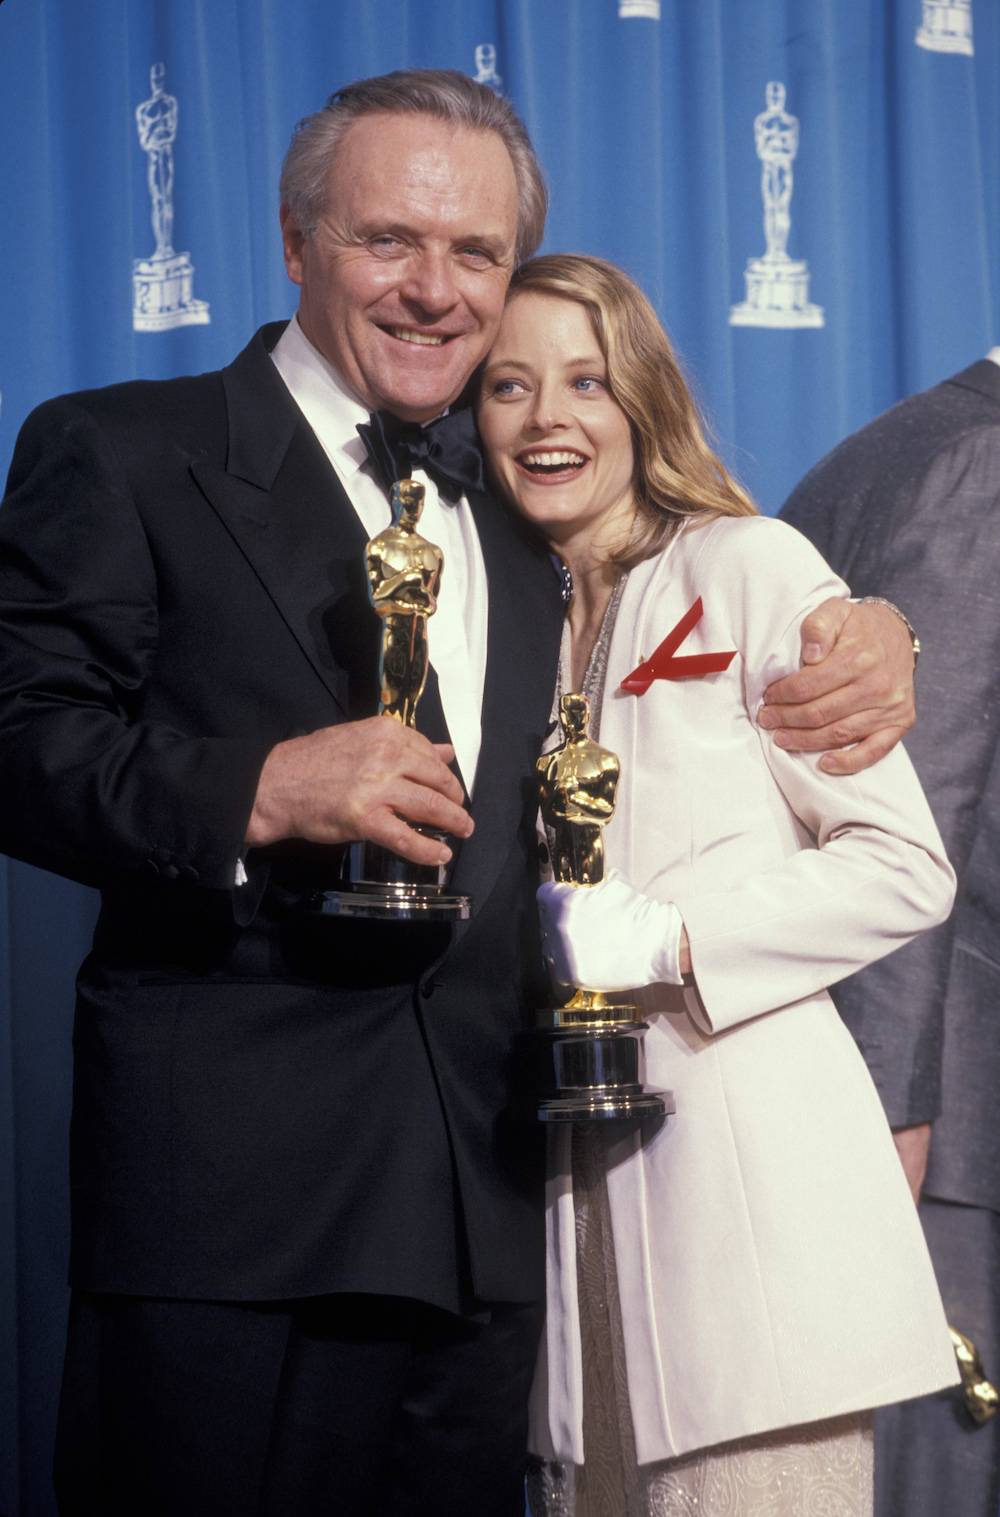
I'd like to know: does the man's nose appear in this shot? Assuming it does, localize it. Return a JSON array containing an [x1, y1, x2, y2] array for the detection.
[[399, 252, 459, 318]]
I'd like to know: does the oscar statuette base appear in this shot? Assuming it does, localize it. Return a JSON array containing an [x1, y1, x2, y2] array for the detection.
[[311, 835, 470, 922], [518, 995, 674, 1124]]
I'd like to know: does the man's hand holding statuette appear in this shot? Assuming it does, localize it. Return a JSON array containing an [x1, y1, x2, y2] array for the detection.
[[246, 717, 473, 866]]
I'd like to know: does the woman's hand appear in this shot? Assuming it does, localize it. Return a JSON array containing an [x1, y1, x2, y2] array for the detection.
[[538, 870, 685, 990], [759, 599, 916, 774]]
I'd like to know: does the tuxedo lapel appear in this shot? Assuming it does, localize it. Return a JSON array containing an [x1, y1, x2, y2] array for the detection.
[[190, 326, 380, 722], [450, 492, 562, 921]]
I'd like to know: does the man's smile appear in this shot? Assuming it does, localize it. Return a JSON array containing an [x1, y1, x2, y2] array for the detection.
[[383, 325, 453, 347]]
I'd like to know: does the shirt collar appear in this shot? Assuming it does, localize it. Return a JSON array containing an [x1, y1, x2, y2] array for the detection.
[[270, 316, 457, 484], [270, 315, 372, 480]]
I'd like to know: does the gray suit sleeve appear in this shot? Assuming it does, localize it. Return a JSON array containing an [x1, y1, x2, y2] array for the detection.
[[783, 427, 1000, 1127]]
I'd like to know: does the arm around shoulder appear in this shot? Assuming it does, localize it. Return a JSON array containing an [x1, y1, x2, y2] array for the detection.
[[673, 518, 956, 1033]]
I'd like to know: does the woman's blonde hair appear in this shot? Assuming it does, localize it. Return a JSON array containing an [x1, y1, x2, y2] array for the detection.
[[506, 254, 757, 565]]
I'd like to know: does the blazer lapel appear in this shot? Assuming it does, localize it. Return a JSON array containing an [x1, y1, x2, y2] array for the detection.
[[450, 493, 563, 921], [190, 326, 379, 721]]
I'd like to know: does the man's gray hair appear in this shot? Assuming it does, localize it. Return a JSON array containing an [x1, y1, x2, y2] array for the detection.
[[280, 69, 547, 264]]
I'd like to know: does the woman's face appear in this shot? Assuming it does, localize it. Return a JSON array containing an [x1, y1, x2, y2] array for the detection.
[[477, 292, 636, 557]]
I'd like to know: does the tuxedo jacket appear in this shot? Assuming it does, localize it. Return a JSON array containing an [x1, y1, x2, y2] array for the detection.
[[0, 324, 564, 1311], [781, 360, 1000, 1214]]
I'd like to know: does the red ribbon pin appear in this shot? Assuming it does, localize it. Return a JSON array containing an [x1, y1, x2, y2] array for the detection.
[[619, 597, 736, 695]]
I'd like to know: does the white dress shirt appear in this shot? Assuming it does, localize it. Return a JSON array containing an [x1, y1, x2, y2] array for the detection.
[[271, 316, 488, 795]]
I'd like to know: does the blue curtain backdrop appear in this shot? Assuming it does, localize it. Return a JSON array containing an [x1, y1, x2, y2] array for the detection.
[[1, 1, 997, 1511]]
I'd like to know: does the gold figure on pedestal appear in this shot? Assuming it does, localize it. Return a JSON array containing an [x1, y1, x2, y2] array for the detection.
[[366, 480, 443, 726], [537, 692, 626, 1023], [525, 693, 671, 1120], [315, 477, 469, 920], [536, 692, 619, 886]]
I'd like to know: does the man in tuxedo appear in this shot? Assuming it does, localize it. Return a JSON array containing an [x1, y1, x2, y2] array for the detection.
[[782, 354, 1000, 1517], [0, 69, 919, 1516]]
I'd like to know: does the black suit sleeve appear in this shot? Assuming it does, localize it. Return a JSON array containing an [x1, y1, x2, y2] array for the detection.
[[782, 427, 1000, 1127], [0, 398, 270, 892]]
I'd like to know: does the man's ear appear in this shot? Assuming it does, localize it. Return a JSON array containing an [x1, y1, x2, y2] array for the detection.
[[280, 203, 306, 286]]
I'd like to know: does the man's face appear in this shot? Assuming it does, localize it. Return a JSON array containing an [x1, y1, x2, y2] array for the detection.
[[282, 112, 520, 422]]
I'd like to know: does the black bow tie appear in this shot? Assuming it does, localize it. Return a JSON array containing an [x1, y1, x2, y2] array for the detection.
[[357, 406, 486, 504]]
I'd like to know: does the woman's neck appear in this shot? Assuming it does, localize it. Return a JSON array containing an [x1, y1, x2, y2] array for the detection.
[[564, 554, 621, 691]]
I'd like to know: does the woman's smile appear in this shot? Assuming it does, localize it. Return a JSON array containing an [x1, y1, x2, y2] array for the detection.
[[514, 447, 589, 483]]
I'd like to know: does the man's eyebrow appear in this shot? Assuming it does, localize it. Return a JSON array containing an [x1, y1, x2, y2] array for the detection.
[[351, 219, 413, 238], [454, 232, 511, 253]]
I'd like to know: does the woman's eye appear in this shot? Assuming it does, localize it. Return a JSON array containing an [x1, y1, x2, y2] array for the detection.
[[492, 378, 525, 397], [573, 376, 605, 393]]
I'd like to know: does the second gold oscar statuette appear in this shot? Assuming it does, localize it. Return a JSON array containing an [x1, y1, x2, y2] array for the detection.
[[519, 692, 673, 1122]]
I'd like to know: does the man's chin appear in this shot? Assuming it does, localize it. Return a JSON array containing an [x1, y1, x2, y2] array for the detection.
[[373, 383, 467, 423], [366, 341, 481, 421]]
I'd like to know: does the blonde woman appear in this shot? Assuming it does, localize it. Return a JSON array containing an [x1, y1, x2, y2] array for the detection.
[[477, 254, 958, 1517]]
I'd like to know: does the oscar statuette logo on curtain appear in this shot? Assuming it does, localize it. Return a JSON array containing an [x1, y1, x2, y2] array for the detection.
[[132, 62, 211, 332], [729, 82, 824, 330], [472, 43, 503, 91], [618, 0, 661, 17], [916, 0, 974, 55]]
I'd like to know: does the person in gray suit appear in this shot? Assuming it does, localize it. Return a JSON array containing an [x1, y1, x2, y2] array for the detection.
[[781, 353, 1000, 1517]]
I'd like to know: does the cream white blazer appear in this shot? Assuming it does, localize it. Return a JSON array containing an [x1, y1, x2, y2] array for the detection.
[[530, 514, 958, 1467]]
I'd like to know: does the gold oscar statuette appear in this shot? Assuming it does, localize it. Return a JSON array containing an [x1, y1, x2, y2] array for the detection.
[[316, 479, 470, 921], [521, 692, 674, 1121], [368, 478, 443, 727], [949, 1326, 999, 1425]]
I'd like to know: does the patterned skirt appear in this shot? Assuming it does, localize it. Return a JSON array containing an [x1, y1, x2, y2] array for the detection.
[[526, 1128, 874, 1517]]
